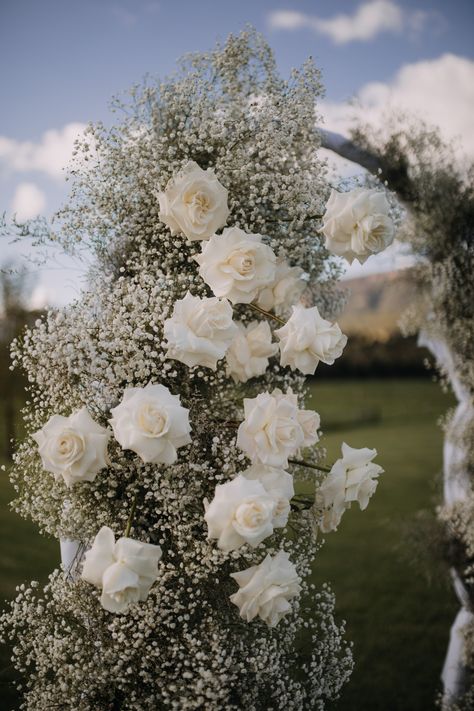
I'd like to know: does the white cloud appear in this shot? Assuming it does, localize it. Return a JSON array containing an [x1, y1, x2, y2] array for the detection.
[[0, 122, 86, 180], [110, 2, 160, 27], [268, 1, 436, 44], [319, 53, 474, 279], [321, 54, 474, 158], [11, 182, 47, 221]]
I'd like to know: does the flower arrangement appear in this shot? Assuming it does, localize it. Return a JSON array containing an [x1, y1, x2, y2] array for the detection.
[[0, 29, 395, 710]]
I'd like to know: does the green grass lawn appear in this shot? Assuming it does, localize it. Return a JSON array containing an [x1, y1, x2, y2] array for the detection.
[[0, 378, 457, 709], [307, 378, 458, 711], [0, 452, 57, 709]]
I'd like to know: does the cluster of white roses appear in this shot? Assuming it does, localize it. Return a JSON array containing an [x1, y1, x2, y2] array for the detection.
[[31, 160, 390, 625], [204, 387, 321, 624], [33, 383, 191, 611], [34, 383, 192, 487], [160, 163, 394, 382], [160, 161, 352, 382], [157, 162, 389, 624]]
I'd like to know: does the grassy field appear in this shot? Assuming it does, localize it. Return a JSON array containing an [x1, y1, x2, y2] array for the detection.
[[307, 378, 457, 711], [0, 378, 457, 709]]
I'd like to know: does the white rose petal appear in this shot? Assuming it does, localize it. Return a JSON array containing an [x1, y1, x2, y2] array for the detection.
[[81, 525, 115, 588], [110, 383, 191, 465], [32, 407, 110, 487], [158, 161, 229, 241], [275, 303, 347, 375], [271, 388, 320, 450], [81, 526, 162, 614], [256, 259, 305, 315], [204, 475, 276, 552], [101, 562, 141, 614], [297, 409, 321, 448], [226, 320, 278, 383], [195, 227, 276, 304], [318, 442, 383, 533], [236, 389, 304, 468], [230, 551, 301, 627], [242, 463, 294, 529], [321, 187, 394, 264], [164, 291, 237, 370]]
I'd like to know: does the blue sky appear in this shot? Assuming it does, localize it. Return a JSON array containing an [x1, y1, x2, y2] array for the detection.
[[1, 0, 473, 303]]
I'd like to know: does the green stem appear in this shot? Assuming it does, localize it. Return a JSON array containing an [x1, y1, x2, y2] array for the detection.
[[124, 493, 138, 538], [289, 458, 331, 473], [248, 302, 286, 325]]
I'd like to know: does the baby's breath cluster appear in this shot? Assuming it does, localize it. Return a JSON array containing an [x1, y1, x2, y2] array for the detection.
[[1, 29, 361, 709], [1, 573, 352, 710]]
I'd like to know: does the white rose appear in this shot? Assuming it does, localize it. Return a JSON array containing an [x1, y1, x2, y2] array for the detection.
[[164, 291, 237, 370], [195, 227, 276, 304], [110, 383, 191, 465], [321, 187, 394, 264], [275, 303, 347, 375], [242, 463, 294, 529], [256, 259, 305, 314], [32, 407, 110, 487], [272, 388, 321, 448], [226, 320, 278, 383], [318, 442, 383, 532], [204, 475, 276, 552], [230, 551, 301, 627], [157, 161, 229, 241], [236, 389, 304, 468], [81, 526, 162, 613]]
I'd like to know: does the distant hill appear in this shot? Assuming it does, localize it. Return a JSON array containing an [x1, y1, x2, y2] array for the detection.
[[315, 269, 430, 378], [337, 269, 418, 341]]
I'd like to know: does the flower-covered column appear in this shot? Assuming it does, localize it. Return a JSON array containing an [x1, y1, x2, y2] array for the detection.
[[419, 331, 474, 703], [321, 125, 474, 705]]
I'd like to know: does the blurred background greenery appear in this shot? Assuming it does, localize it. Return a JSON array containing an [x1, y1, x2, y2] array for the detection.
[[0, 268, 457, 709]]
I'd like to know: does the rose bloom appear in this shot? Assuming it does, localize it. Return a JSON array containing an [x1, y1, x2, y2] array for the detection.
[[256, 259, 305, 314], [272, 388, 320, 448], [195, 227, 276, 304], [204, 475, 277, 552], [226, 320, 278, 383], [230, 551, 301, 627], [164, 291, 237, 370], [236, 389, 304, 468], [81, 526, 162, 613], [275, 303, 347, 375], [32, 407, 110, 487], [321, 187, 394, 264], [318, 442, 384, 533], [110, 383, 191, 465], [242, 463, 294, 529], [158, 161, 229, 241]]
